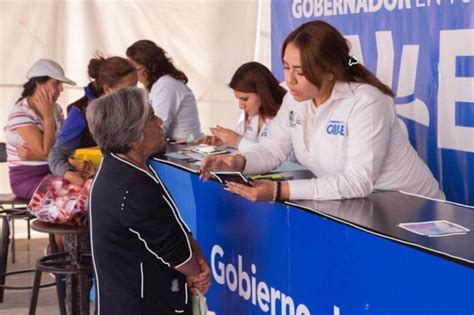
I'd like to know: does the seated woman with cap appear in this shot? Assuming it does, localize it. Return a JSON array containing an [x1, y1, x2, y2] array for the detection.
[[87, 87, 210, 314], [5, 59, 75, 199]]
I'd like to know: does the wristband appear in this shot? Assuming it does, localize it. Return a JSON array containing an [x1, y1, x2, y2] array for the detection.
[[272, 181, 281, 202], [275, 181, 281, 202]]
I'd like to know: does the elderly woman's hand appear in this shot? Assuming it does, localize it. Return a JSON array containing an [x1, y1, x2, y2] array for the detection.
[[210, 126, 241, 148], [187, 256, 211, 294], [199, 154, 246, 181], [224, 179, 276, 202]]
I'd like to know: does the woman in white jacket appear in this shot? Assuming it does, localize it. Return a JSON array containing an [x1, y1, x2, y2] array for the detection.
[[200, 20, 443, 202], [202, 62, 286, 152]]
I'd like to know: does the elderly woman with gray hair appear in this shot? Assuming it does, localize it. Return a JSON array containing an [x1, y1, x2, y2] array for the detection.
[[86, 87, 210, 314]]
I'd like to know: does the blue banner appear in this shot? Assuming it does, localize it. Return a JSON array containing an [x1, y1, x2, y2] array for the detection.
[[151, 160, 474, 315], [271, 0, 474, 205]]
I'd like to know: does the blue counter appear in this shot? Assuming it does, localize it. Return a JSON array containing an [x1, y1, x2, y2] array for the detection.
[[149, 158, 474, 315]]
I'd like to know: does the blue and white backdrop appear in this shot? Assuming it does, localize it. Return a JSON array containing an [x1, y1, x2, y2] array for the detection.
[[271, 0, 474, 206]]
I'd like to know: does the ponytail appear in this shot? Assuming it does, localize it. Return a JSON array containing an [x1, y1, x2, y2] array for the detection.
[[17, 76, 50, 103]]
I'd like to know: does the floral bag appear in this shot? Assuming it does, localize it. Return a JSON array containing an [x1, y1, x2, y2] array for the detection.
[[27, 175, 92, 225]]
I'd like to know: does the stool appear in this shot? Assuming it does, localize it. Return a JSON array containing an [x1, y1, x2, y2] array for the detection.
[[29, 220, 91, 315], [0, 195, 33, 263], [0, 216, 55, 303], [0, 142, 34, 263]]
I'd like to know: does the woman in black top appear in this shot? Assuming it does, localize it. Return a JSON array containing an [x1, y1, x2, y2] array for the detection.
[[87, 87, 210, 314]]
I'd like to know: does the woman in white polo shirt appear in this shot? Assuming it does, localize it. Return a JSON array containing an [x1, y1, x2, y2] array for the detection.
[[201, 62, 287, 152], [126, 40, 203, 142], [200, 20, 443, 202]]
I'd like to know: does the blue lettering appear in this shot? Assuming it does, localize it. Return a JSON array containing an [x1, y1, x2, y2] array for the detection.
[[339, 125, 345, 136], [326, 124, 334, 134], [326, 123, 345, 136]]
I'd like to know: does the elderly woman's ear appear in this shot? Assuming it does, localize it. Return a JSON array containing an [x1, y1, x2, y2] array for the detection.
[[126, 140, 141, 153]]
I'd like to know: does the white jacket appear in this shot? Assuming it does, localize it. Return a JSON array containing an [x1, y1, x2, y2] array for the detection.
[[234, 115, 272, 152], [149, 75, 203, 140], [244, 81, 442, 201]]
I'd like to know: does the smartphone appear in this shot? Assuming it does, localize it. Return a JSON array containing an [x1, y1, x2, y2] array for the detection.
[[210, 171, 253, 186]]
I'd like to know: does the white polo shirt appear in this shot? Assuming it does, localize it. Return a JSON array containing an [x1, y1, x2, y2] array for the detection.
[[149, 75, 203, 141], [244, 81, 442, 201]]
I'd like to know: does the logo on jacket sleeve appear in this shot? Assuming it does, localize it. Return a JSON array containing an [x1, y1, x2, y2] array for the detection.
[[260, 125, 269, 138], [326, 120, 346, 136]]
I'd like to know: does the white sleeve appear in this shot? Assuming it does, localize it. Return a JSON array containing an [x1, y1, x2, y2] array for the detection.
[[243, 96, 294, 174], [288, 93, 393, 200], [233, 116, 245, 134], [237, 137, 258, 152], [149, 79, 182, 134]]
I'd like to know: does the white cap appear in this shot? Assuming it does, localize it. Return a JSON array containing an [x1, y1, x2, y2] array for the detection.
[[26, 59, 76, 86]]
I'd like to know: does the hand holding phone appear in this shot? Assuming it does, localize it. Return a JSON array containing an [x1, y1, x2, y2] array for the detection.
[[210, 171, 252, 186]]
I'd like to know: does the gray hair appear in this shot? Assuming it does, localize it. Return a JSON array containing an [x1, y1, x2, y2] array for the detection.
[[86, 87, 150, 154]]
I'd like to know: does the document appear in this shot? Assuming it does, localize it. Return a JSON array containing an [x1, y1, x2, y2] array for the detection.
[[189, 144, 229, 156], [398, 220, 470, 237]]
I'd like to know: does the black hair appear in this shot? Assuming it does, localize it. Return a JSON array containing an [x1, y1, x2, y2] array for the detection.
[[17, 76, 51, 103]]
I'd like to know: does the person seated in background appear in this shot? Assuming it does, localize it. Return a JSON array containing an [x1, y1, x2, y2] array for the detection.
[[126, 40, 203, 142], [200, 62, 287, 152], [87, 87, 210, 314], [5, 59, 75, 199], [48, 55, 137, 187], [200, 21, 443, 202]]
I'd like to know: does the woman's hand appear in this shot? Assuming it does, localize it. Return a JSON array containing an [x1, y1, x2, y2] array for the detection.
[[197, 135, 222, 146], [186, 237, 211, 294], [68, 158, 96, 178], [187, 256, 211, 294], [32, 85, 55, 119], [200, 154, 246, 181], [64, 171, 89, 187], [65, 158, 97, 186], [225, 179, 276, 202], [17, 144, 45, 161], [210, 126, 241, 148]]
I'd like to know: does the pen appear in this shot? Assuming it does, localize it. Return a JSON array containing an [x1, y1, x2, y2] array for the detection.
[[249, 174, 294, 181]]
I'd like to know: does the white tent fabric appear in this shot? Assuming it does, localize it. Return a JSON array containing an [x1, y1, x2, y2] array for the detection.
[[0, 0, 271, 193]]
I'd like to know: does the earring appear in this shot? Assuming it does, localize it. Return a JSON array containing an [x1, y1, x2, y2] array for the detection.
[[348, 56, 359, 67]]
